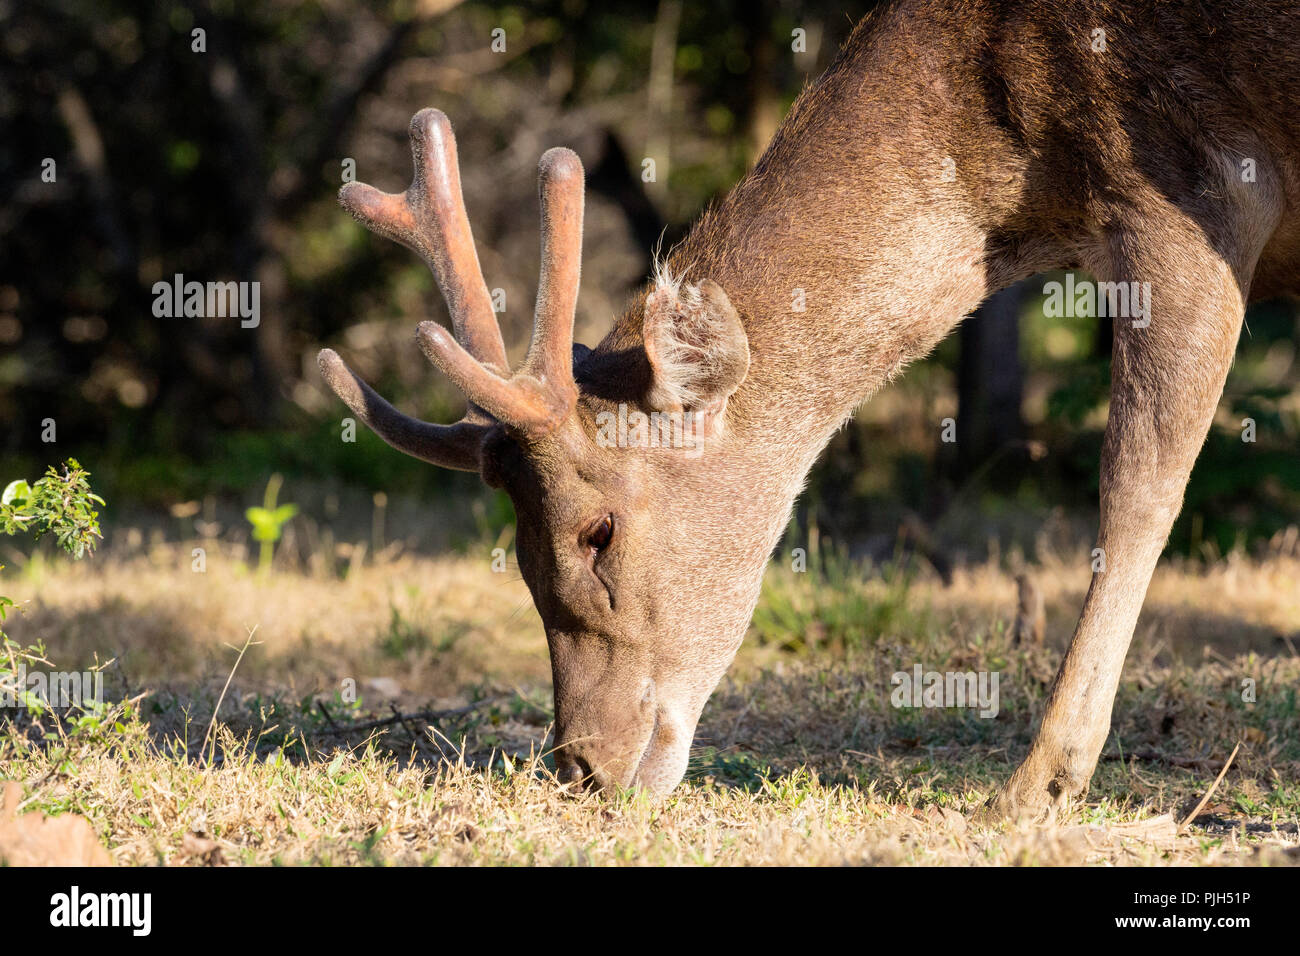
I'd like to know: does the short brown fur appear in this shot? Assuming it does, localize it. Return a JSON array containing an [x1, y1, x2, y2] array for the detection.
[[323, 0, 1300, 816]]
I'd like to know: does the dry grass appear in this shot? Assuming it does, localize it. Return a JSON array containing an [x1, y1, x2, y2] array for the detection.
[[2, 535, 1298, 866]]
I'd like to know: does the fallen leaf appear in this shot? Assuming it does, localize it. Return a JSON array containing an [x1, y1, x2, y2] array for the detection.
[[0, 781, 113, 866]]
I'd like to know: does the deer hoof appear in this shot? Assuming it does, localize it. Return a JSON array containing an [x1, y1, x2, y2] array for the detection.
[[984, 759, 1088, 824]]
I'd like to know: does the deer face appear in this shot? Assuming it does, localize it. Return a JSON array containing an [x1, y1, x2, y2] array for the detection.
[[322, 111, 756, 794], [491, 284, 752, 791]]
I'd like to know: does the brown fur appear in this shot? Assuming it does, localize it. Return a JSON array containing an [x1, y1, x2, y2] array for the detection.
[[327, 0, 1300, 814]]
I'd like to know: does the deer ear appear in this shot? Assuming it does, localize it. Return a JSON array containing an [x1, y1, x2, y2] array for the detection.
[[642, 278, 749, 431]]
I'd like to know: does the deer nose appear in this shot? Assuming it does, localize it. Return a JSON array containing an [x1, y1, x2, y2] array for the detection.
[[556, 753, 594, 789]]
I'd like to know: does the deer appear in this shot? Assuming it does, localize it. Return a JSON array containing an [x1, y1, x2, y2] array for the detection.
[[319, 0, 1300, 820]]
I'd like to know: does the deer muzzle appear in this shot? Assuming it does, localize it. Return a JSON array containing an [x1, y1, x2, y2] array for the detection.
[[553, 675, 660, 792]]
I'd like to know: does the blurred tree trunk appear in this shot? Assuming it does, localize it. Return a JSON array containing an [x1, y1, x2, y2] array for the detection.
[[588, 130, 680, 280], [956, 281, 1026, 483], [742, 0, 781, 166], [645, 0, 682, 208]]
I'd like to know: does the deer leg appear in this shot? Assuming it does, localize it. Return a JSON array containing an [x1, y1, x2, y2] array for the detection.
[[990, 218, 1259, 821]]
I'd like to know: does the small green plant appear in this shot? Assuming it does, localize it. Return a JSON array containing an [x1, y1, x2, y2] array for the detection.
[[1, 458, 104, 558], [245, 472, 298, 574], [378, 600, 430, 659], [750, 532, 925, 653], [1, 459, 105, 715]]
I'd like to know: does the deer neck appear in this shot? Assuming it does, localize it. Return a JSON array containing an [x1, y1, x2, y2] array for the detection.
[[666, 40, 1014, 467]]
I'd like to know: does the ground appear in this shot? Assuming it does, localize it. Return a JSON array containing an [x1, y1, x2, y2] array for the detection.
[[1, 534, 1298, 866]]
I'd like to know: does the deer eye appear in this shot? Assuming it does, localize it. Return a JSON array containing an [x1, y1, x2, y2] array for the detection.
[[587, 515, 614, 552]]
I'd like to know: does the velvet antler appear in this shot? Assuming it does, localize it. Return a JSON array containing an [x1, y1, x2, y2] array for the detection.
[[320, 109, 584, 471]]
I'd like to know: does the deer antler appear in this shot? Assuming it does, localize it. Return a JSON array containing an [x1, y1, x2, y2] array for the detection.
[[319, 108, 583, 471]]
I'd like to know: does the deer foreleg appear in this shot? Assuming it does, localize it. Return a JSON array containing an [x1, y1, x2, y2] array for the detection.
[[991, 211, 1262, 821]]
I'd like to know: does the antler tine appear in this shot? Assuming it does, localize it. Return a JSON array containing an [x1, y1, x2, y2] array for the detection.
[[339, 108, 509, 373], [318, 349, 487, 472], [414, 146, 584, 437], [327, 111, 584, 450], [522, 148, 584, 396], [416, 320, 571, 433]]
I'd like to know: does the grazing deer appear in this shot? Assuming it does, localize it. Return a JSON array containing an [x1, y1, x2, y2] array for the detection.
[[320, 0, 1300, 818]]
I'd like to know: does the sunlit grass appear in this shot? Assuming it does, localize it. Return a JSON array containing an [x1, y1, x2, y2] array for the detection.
[[1, 533, 1298, 865]]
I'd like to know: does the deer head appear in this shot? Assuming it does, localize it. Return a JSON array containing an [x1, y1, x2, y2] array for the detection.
[[321, 110, 760, 793]]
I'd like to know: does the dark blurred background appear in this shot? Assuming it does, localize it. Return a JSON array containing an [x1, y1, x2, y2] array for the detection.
[[3, 0, 1298, 567]]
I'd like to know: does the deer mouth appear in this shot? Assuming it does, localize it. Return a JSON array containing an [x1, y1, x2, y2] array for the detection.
[[629, 709, 660, 785], [628, 706, 693, 795]]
